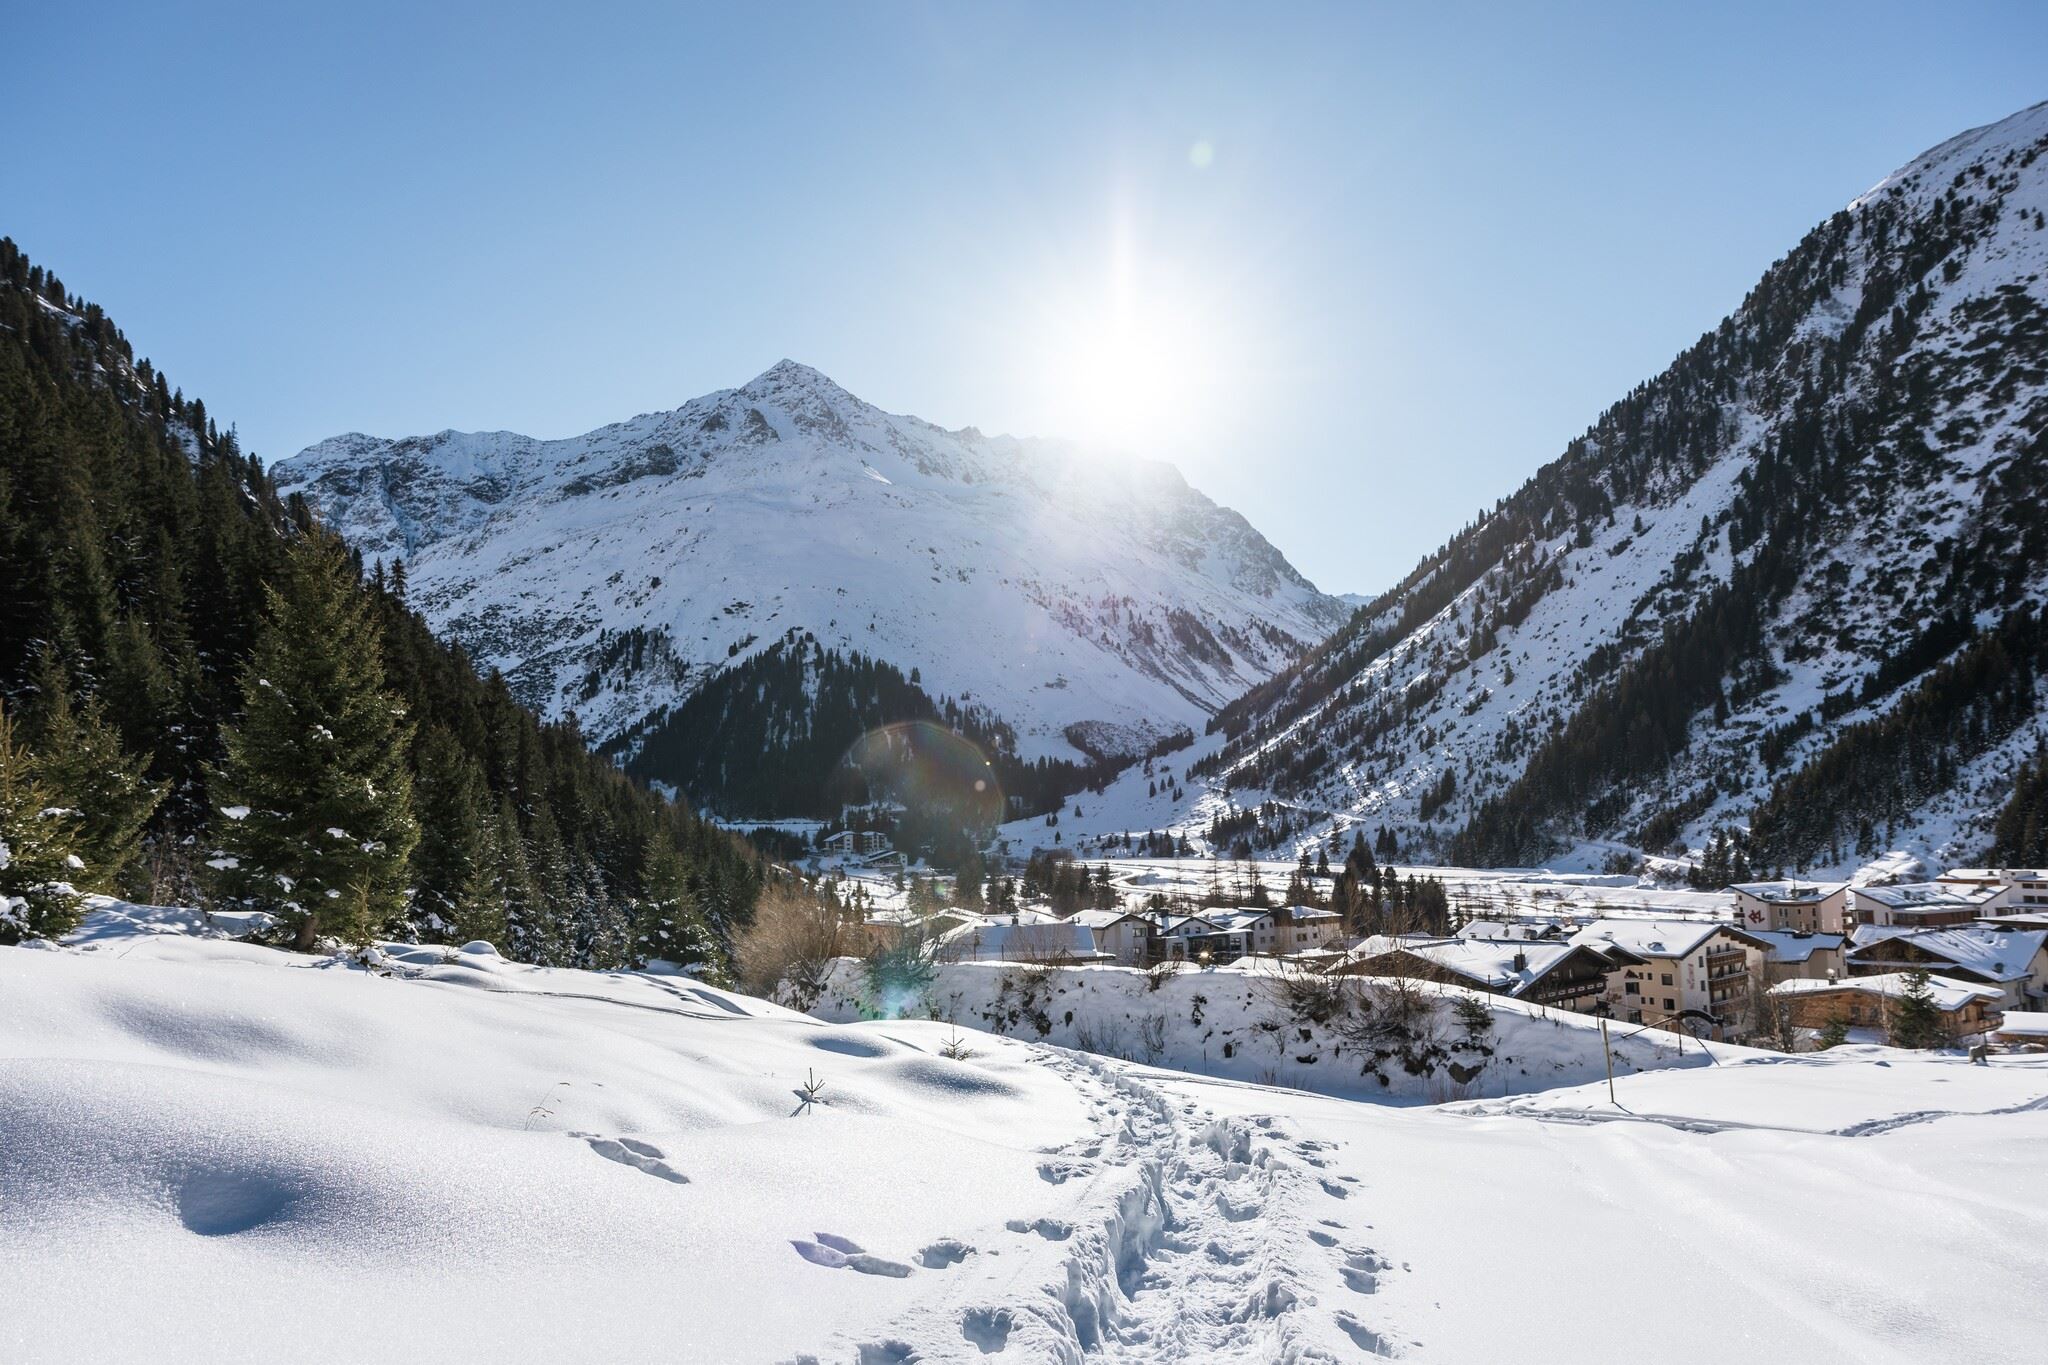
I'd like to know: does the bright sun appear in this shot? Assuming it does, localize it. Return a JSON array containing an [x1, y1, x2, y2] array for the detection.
[[1021, 212, 1238, 455], [1069, 307, 1196, 448]]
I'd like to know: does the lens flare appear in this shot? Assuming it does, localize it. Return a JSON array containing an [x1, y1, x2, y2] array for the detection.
[[835, 720, 1005, 828]]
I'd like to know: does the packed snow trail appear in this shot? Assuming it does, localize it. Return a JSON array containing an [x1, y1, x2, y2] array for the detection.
[[841, 1047, 1408, 1362]]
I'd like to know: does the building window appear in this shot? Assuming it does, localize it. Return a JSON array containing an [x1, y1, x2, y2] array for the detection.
[[1661, 973, 1673, 987]]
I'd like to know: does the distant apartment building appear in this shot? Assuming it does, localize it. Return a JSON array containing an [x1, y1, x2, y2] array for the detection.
[[1150, 906, 1345, 963], [1937, 866, 2047, 910], [1849, 881, 2001, 929], [1569, 919, 1771, 1034], [1731, 881, 1850, 934]]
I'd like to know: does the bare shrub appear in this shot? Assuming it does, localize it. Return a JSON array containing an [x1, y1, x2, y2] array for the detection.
[[734, 881, 847, 1011], [1137, 1012, 1168, 1065], [1741, 974, 1800, 1052], [1263, 960, 1354, 1026], [988, 962, 1058, 1036], [1333, 975, 1449, 1076]]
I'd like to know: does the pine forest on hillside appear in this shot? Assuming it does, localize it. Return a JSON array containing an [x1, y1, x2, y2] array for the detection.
[[0, 240, 763, 971]]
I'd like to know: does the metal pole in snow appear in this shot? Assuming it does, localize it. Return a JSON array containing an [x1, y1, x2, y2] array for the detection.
[[1601, 1015, 1616, 1106]]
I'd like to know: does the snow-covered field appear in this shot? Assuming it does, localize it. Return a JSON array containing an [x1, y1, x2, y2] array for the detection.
[[6, 900, 2047, 1363], [831, 854, 1737, 926]]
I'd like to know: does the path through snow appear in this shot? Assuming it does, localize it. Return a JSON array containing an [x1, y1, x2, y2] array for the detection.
[[839, 1048, 1409, 1362]]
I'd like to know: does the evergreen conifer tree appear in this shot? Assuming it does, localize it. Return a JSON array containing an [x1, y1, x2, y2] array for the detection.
[[0, 701, 86, 942], [208, 534, 420, 949], [1888, 969, 1947, 1049], [409, 725, 496, 941], [633, 830, 721, 976], [25, 653, 163, 895]]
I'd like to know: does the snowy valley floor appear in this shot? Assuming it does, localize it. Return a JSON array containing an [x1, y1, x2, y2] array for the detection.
[[4, 905, 2047, 1363]]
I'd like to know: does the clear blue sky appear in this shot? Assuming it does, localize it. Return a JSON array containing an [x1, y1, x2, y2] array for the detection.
[[8, 2, 2043, 594]]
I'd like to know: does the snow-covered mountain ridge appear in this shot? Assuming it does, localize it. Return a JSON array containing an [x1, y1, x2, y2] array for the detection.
[[276, 362, 1350, 809], [1039, 101, 2048, 876]]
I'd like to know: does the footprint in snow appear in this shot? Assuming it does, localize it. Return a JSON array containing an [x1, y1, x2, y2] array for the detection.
[[1205, 1239, 1252, 1265], [1335, 1310, 1398, 1356], [1341, 1251, 1384, 1295], [1037, 1158, 1093, 1184], [1319, 1177, 1350, 1199], [574, 1134, 688, 1184], [1006, 1216, 1072, 1241], [790, 1234, 912, 1277], [960, 1307, 1014, 1354], [919, 1237, 974, 1268]]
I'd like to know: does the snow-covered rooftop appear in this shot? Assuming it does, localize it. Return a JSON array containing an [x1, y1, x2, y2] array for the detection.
[[1853, 882, 2001, 910], [1771, 973, 2002, 1012], [1995, 1011, 2048, 1038], [1731, 880, 1847, 903], [1332, 934, 1593, 997], [1570, 918, 1759, 959], [1748, 930, 1846, 964], [937, 920, 1107, 961], [1846, 926, 2048, 983]]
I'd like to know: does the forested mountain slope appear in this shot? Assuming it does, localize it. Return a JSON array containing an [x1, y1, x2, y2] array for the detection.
[[273, 360, 1351, 816], [0, 238, 762, 966], [1120, 102, 2048, 877]]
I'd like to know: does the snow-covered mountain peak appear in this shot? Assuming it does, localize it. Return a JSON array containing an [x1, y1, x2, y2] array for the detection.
[[276, 367, 1352, 806], [1853, 99, 2048, 211], [738, 356, 858, 403]]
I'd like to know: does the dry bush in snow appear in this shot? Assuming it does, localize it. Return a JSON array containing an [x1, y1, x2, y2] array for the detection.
[[734, 881, 847, 1010]]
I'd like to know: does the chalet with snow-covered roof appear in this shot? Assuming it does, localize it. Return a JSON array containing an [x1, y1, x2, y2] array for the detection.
[[1149, 914, 1229, 962], [1845, 925, 2048, 1010], [1731, 880, 1849, 934], [1849, 881, 2002, 929], [1770, 973, 2001, 1041], [1936, 866, 2047, 910], [1328, 935, 1636, 1013], [1992, 1011, 2048, 1047], [858, 905, 984, 948], [1569, 919, 1772, 1034], [1065, 908, 1152, 965], [1149, 907, 1345, 963], [1746, 930, 1848, 986]]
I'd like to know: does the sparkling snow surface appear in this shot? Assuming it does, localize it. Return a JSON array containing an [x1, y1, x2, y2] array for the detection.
[[6, 900, 2047, 1362]]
